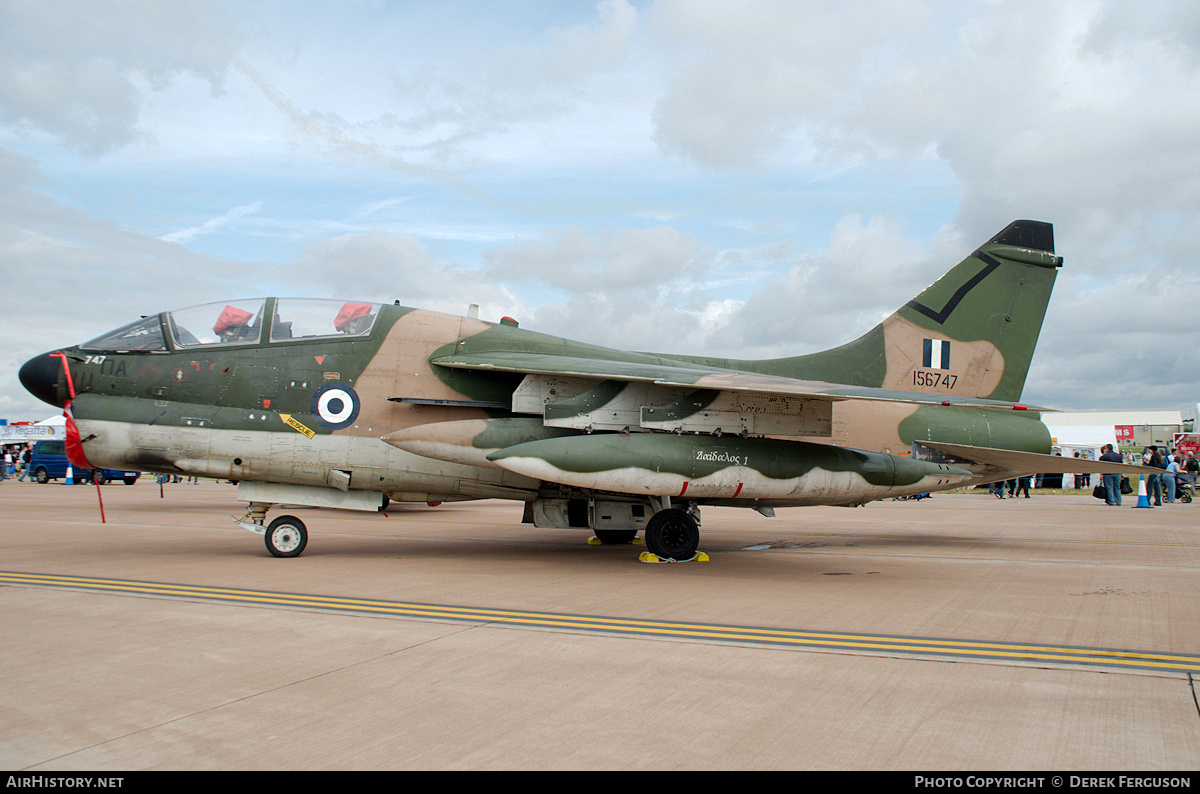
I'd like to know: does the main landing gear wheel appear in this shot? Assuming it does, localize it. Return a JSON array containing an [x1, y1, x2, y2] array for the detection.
[[265, 515, 308, 558], [644, 509, 700, 561]]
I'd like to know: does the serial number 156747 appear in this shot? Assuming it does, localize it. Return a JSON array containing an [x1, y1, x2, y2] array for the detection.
[[913, 370, 957, 389]]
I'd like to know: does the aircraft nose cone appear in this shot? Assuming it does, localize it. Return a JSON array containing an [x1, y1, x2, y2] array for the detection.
[[19, 352, 65, 407]]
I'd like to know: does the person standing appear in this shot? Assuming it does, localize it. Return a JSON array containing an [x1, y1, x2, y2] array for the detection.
[[16, 444, 32, 482], [1144, 447, 1162, 507], [1152, 448, 1169, 505], [1164, 453, 1180, 504], [1100, 444, 1123, 506]]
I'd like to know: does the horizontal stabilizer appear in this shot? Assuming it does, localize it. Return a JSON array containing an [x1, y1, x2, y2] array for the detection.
[[920, 442, 1159, 476]]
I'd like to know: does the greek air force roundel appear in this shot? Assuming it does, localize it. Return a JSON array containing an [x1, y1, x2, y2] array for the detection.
[[311, 382, 360, 430]]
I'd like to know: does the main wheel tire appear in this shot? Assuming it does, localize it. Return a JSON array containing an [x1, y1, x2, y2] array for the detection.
[[35, 468, 49, 484], [594, 529, 638, 545], [265, 516, 308, 558], [644, 509, 699, 561]]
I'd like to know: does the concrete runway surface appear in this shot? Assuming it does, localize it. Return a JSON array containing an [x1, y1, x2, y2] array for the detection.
[[2, 479, 1198, 770]]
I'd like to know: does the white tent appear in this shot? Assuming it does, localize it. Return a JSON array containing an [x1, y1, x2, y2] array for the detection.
[[1049, 424, 1118, 460], [1, 415, 65, 443], [1048, 425, 1118, 489]]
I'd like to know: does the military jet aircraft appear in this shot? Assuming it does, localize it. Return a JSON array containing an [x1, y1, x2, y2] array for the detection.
[[19, 220, 1146, 561]]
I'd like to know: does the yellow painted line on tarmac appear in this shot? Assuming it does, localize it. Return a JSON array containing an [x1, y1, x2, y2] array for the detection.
[[3, 570, 1198, 674]]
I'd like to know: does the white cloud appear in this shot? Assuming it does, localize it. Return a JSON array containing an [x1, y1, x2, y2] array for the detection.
[[0, 0, 239, 154], [649, 0, 920, 168], [363, 0, 642, 168], [285, 230, 521, 321], [710, 214, 944, 356], [483, 225, 706, 293], [1, 0, 1198, 420]]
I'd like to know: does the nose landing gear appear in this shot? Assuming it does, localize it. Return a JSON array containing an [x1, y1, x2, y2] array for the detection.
[[232, 501, 308, 558], [264, 515, 308, 557]]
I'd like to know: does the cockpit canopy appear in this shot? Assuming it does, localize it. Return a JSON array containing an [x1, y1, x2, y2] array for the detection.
[[81, 315, 168, 351], [81, 298, 383, 352]]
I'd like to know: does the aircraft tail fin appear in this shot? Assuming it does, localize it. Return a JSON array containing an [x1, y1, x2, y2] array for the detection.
[[755, 220, 1061, 402]]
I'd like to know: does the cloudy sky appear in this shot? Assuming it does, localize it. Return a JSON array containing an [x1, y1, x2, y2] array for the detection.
[[1, 0, 1197, 420]]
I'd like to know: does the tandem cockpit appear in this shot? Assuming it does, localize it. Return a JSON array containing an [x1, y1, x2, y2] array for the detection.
[[79, 298, 384, 353]]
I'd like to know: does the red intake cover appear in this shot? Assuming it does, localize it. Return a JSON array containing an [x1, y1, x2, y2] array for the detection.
[[63, 405, 95, 470]]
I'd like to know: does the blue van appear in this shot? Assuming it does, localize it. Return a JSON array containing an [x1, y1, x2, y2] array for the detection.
[[27, 440, 141, 485]]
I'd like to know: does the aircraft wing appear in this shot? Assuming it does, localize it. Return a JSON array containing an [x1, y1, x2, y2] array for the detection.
[[919, 442, 1159, 476], [430, 352, 1048, 411]]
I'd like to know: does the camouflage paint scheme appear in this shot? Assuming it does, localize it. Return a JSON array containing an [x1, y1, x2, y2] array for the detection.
[[487, 433, 972, 505], [20, 220, 1151, 559]]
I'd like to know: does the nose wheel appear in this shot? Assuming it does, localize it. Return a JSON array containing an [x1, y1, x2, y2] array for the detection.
[[265, 515, 308, 558]]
